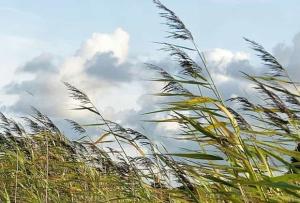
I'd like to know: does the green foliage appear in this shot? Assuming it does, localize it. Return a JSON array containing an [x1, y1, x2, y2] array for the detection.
[[1, 0, 300, 202]]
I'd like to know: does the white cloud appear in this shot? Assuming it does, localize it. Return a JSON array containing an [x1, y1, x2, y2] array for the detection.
[[76, 28, 129, 63], [198, 48, 260, 99], [60, 28, 130, 84], [3, 28, 133, 119], [3, 27, 300, 146], [205, 48, 250, 74], [273, 32, 300, 81]]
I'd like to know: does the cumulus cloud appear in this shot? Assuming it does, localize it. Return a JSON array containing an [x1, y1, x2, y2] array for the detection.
[[200, 32, 300, 101], [205, 48, 259, 80], [75, 28, 129, 63], [273, 32, 300, 81], [5, 72, 66, 117], [202, 48, 260, 99], [3, 28, 134, 118], [17, 53, 57, 73], [2, 28, 165, 143], [8, 36, 263, 122], [85, 52, 133, 83], [3, 27, 300, 147]]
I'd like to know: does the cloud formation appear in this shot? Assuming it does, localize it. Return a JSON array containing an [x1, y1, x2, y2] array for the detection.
[[273, 32, 300, 81], [18, 53, 58, 73], [3, 28, 134, 118], [85, 52, 133, 83], [3, 28, 300, 146], [203, 48, 259, 99]]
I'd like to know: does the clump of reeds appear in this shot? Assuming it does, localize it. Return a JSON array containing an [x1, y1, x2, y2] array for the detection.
[[1, 0, 300, 202]]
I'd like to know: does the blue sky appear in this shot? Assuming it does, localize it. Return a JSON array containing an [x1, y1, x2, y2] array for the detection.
[[0, 0, 300, 143], [1, 0, 300, 56]]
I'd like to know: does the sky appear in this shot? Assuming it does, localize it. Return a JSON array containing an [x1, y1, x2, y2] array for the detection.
[[0, 0, 300, 147]]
